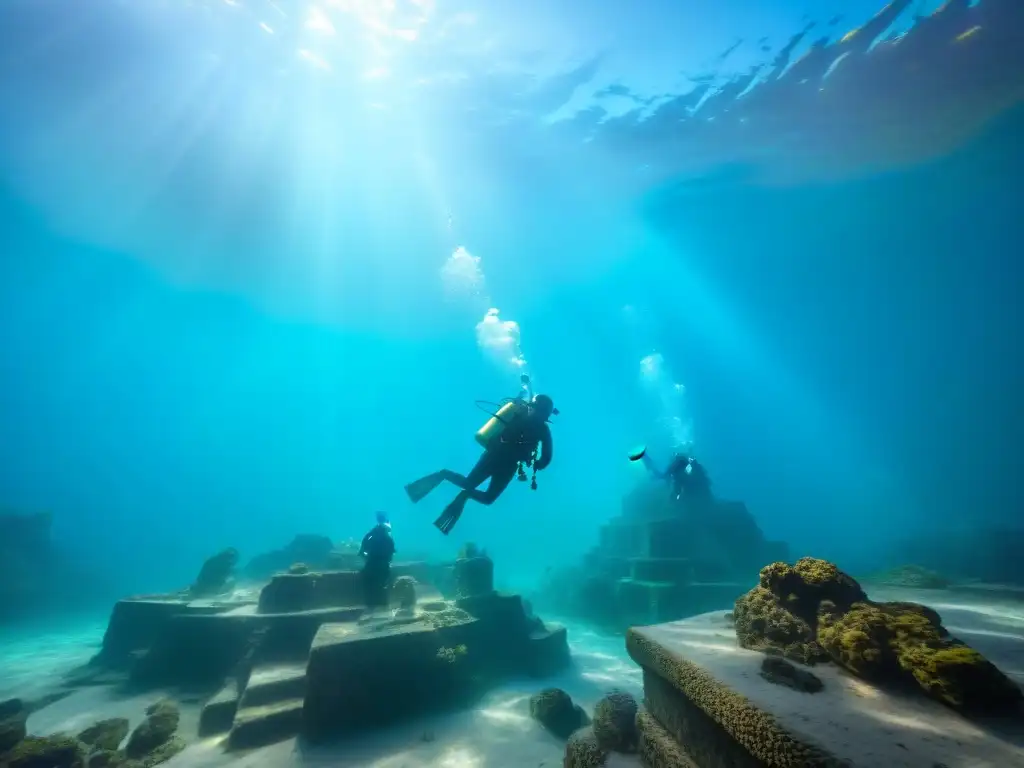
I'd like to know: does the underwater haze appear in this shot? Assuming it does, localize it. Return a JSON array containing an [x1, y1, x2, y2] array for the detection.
[[0, 0, 1022, 608]]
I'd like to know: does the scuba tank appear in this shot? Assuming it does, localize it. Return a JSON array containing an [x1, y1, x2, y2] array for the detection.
[[475, 400, 528, 448]]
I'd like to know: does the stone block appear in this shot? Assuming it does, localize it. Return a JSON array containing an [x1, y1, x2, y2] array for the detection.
[[95, 599, 189, 666], [198, 682, 239, 737], [524, 624, 570, 677], [454, 556, 493, 598], [258, 574, 316, 614], [303, 617, 480, 742], [238, 664, 306, 709], [228, 700, 304, 750]]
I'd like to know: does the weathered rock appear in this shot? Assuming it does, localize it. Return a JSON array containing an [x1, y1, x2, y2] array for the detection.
[[126, 737, 184, 768], [528, 688, 589, 739], [391, 576, 417, 609], [564, 726, 607, 767], [86, 749, 124, 768], [189, 548, 238, 598], [94, 600, 189, 667], [736, 557, 1023, 714], [592, 691, 639, 753], [124, 700, 179, 758], [759, 656, 823, 693], [76, 718, 129, 751], [6, 734, 87, 768]]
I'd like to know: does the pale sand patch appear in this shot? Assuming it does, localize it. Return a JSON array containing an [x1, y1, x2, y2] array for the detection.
[[28, 686, 204, 745], [0, 618, 106, 701], [637, 610, 1024, 768]]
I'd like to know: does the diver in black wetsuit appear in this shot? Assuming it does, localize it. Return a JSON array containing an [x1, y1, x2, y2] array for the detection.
[[404, 390, 556, 536], [359, 512, 395, 608], [642, 451, 712, 501]]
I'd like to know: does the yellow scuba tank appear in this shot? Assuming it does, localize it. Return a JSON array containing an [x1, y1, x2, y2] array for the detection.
[[475, 400, 527, 448]]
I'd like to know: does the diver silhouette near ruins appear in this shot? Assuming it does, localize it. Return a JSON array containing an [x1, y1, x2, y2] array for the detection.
[[404, 374, 556, 536]]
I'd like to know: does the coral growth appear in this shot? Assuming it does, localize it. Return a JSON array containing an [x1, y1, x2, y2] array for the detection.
[[391, 576, 417, 610], [125, 699, 180, 759], [436, 645, 468, 664], [736, 557, 1023, 714], [591, 690, 639, 753], [564, 727, 606, 767], [528, 688, 589, 739], [6, 734, 86, 768]]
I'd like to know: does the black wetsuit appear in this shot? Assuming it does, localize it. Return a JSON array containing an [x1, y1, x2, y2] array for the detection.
[[405, 401, 554, 535], [359, 523, 395, 608], [647, 454, 712, 500]]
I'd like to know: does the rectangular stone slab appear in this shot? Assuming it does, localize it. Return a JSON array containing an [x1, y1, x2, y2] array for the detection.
[[627, 612, 1024, 768], [303, 616, 481, 742]]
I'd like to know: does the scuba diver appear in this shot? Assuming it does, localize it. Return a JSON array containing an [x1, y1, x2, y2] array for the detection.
[[359, 511, 396, 608], [642, 450, 712, 502], [404, 375, 556, 536]]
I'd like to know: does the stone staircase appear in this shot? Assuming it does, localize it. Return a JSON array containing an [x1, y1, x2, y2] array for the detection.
[[93, 557, 570, 751]]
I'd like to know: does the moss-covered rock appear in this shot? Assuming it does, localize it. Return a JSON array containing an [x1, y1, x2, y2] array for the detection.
[[737, 557, 1024, 715], [76, 718, 129, 752], [124, 700, 179, 759], [189, 548, 238, 598], [124, 737, 184, 768], [6, 734, 87, 768], [87, 749, 125, 768], [528, 688, 589, 739], [591, 691, 638, 753], [563, 726, 607, 768]]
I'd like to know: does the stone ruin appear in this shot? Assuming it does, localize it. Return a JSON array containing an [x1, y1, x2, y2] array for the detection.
[[74, 554, 569, 750], [540, 481, 789, 630]]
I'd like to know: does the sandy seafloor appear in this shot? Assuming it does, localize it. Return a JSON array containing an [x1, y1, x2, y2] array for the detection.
[[2, 586, 1023, 768]]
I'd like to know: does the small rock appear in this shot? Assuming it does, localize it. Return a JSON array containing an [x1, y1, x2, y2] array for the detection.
[[87, 749, 125, 768], [77, 719, 129, 751], [124, 700, 180, 758], [759, 656, 824, 693], [564, 726, 607, 768], [6, 734, 87, 768], [528, 688, 589, 739], [128, 736, 185, 768], [592, 691, 638, 753]]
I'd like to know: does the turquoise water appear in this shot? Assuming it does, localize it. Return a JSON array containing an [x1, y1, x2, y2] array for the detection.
[[0, 0, 1022, 659]]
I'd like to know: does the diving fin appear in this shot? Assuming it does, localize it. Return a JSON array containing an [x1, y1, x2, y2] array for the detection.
[[433, 495, 467, 536], [405, 472, 444, 504]]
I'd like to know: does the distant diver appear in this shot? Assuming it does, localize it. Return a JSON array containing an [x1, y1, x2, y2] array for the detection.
[[642, 450, 712, 501], [404, 374, 556, 535], [359, 511, 395, 609]]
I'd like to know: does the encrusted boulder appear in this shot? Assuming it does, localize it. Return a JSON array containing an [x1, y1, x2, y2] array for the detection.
[[592, 691, 638, 753], [563, 726, 607, 768], [528, 688, 589, 739], [76, 718, 129, 751], [6, 734, 87, 768], [125, 700, 180, 759], [736, 557, 1024, 714], [454, 556, 493, 598]]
